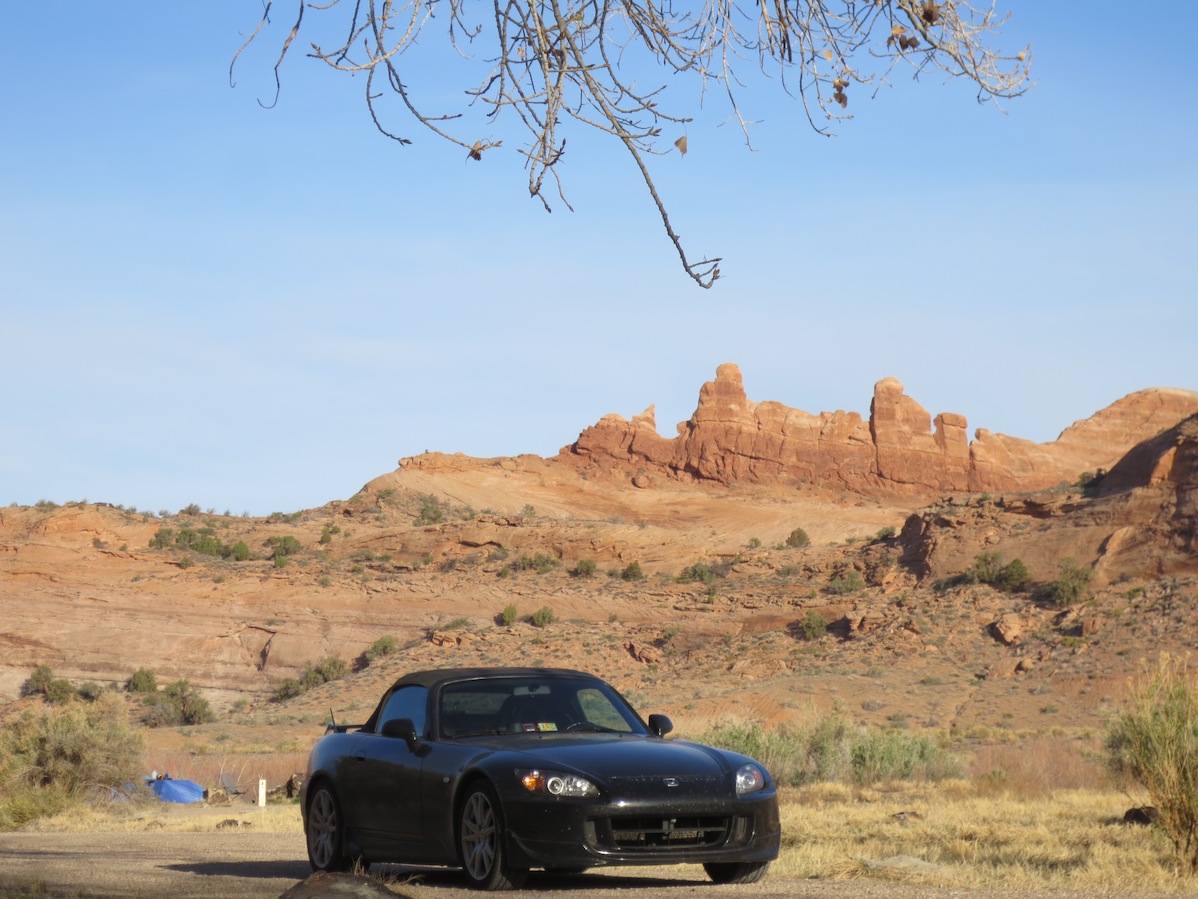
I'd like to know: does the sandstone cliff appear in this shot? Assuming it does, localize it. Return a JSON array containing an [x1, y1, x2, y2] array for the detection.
[[558, 363, 1198, 496]]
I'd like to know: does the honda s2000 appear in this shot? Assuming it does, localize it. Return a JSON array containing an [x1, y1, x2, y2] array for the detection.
[[301, 667, 780, 890]]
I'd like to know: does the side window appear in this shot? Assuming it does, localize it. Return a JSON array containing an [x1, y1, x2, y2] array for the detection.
[[377, 685, 428, 737]]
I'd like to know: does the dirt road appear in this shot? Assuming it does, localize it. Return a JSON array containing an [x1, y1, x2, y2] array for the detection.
[[0, 832, 1169, 899]]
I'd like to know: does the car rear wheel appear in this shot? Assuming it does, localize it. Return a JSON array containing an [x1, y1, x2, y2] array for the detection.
[[306, 784, 352, 872], [458, 782, 527, 890], [703, 861, 771, 884]]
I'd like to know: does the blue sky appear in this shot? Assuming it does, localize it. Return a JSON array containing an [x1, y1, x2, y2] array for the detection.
[[2, 3, 1195, 515]]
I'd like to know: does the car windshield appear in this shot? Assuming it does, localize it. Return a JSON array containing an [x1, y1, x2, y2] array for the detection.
[[438, 676, 646, 738]]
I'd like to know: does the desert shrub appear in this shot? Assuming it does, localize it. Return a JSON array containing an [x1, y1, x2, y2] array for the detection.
[[695, 715, 963, 788], [965, 552, 1031, 593], [75, 682, 105, 702], [23, 665, 55, 698], [44, 679, 77, 706], [272, 679, 304, 703], [299, 657, 349, 691], [796, 610, 827, 641], [875, 526, 897, 541], [149, 527, 176, 549], [0, 691, 143, 827], [1106, 654, 1198, 874], [268, 535, 302, 559], [126, 668, 158, 693], [785, 527, 811, 549], [995, 558, 1031, 592], [364, 635, 398, 663], [226, 540, 251, 561], [179, 503, 201, 516], [511, 553, 559, 574], [826, 570, 865, 595], [1049, 558, 1092, 606], [413, 494, 447, 526], [621, 561, 645, 581], [143, 680, 213, 727], [530, 606, 556, 628], [678, 561, 720, 586], [573, 559, 597, 578], [500, 604, 519, 626]]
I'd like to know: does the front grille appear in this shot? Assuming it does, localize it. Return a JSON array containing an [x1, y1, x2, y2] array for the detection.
[[598, 815, 731, 851]]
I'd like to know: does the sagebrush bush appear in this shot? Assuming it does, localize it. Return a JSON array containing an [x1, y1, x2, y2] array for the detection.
[[796, 610, 827, 640], [695, 715, 963, 788], [0, 692, 143, 824], [573, 559, 596, 578], [785, 527, 811, 549], [126, 667, 158, 693], [364, 635, 398, 663], [500, 604, 519, 626], [826, 570, 865, 595], [142, 679, 214, 727], [621, 561, 644, 581], [530, 606, 556, 627], [1106, 654, 1198, 874], [1049, 558, 1092, 606]]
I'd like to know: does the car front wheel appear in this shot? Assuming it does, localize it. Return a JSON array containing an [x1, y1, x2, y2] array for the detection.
[[703, 861, 771, 884], [306, 784, 352, 872], [458, 782, 527, 890]]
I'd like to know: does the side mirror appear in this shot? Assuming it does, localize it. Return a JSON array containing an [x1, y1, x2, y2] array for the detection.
[[647, 714, 673, 737], [381, 717, 421, 750]]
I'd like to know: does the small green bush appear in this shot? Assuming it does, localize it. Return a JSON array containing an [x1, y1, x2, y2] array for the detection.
[[126, 668, 158, 693], [621, 561, 645, 581], [1049, 558, 1092, 606], [271, 679, 304, 703], [785, 527, 811, 549], [500, 604, 519, 626], [149, 527, 176, 550], [827, 570, 865, 595], [364, 635, 398, 662], [413, 494, 447, 526], [23, 665, 55, 698], [695, 716, 963, 788], [226, 540, 251, 562], [796, 610, 827, 640], [44, 679, 77, 706], [1106, 655, 1198, 873], [530, 606, 556, 628], [573, 559, 597, 578], [874, 526, 897, 541], [268, 535, 302, 558], [678, 561, 719, 586]]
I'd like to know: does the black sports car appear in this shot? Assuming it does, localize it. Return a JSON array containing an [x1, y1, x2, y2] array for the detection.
[[300, 667, 780, 890]]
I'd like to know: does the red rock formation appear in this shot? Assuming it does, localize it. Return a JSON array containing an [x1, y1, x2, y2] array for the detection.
[[559, 364, 1198, 497]]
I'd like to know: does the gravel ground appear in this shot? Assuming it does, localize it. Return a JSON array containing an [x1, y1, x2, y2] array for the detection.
[[0, 832, 1189, 899]]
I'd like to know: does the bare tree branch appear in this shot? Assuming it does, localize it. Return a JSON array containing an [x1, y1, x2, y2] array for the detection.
[[231, 0, 1031, 288]]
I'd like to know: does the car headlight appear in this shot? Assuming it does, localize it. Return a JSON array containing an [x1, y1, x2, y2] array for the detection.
[[735, 763, 766, 796], [517, 769, 598, 798]]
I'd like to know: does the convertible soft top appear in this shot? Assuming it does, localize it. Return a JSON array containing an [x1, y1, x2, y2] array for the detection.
[[385, 667, 595, 692]]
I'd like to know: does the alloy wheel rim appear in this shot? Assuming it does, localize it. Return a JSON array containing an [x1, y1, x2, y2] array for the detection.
[[309, 789, 336, 868], [461, 792, 497, 880]]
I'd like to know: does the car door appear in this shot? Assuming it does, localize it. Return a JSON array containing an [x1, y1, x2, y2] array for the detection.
[[343, 684, 428, 851]]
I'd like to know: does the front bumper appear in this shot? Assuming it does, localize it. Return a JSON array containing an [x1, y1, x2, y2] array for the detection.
[[500, 789, 780, 869]]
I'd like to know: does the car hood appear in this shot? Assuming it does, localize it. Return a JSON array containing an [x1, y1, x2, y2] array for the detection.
[[473, 734, 734, 780]]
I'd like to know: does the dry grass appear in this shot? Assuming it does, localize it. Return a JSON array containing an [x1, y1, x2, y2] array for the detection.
[[775, 781, 1188, 893], [11, 767, 1193, 894], [145, 749, 309, 795], [22, 800, 302, 833]]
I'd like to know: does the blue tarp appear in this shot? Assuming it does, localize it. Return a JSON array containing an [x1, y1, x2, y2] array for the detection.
[[150, 778, 206, 804]]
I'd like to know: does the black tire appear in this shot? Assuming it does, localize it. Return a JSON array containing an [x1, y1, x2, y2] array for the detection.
[[458, 781, 527, 890], [306, 783, 352, 872], [703, 861, 771, 884]]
